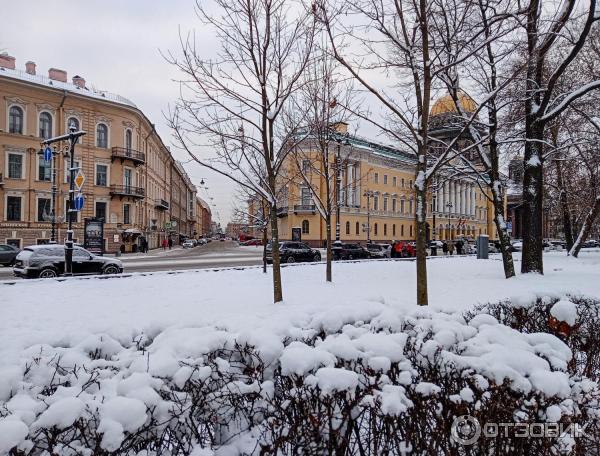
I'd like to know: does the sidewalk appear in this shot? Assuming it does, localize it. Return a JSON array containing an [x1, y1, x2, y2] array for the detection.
[[105, 246, 184, 259]]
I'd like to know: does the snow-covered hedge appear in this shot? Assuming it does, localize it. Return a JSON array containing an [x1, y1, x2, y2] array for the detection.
[[1, 300, 599, 455]]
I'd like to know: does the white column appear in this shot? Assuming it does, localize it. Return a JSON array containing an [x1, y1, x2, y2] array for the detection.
[[458, 182, 463, 215], [472, 186, 476, 216], [462, 183, 467, 215], [453, 181, 458, 214], [443, 181, 448, 213], [466, 184, 471, 217]]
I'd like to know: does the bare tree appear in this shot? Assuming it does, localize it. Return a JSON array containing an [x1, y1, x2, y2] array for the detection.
[[167, 0, 315, 303], [288, 51, 358, 282], [519, 0, 599, 274]]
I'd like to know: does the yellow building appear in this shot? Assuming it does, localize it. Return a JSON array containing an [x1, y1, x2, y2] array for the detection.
[[0, 53, 197, 252], [275, 119, 498, 247]]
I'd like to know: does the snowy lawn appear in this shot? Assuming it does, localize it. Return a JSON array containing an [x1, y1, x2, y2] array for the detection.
[[1, 251, 599, 369], [1, 251, 599, 454]]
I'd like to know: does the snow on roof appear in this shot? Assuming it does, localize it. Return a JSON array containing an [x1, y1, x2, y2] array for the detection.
[[0, 66, 137, 109]]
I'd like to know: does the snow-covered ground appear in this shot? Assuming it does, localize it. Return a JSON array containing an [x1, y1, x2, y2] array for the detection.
[[1, 251, 599, 370]]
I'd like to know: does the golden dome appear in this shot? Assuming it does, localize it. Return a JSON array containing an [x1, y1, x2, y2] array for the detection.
[[430, 91, 477, 117]]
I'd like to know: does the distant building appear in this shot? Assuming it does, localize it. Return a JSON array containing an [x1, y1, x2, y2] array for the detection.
[[0, 54, 198, 252], [225, 222, 248, 239]]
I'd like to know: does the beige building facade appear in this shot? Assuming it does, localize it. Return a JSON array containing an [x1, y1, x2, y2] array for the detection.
[[273, 122, 498, 247], [0, 54, 206, 252]]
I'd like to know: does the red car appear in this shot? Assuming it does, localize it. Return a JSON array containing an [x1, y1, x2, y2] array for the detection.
[[240, 239, 263, 246]]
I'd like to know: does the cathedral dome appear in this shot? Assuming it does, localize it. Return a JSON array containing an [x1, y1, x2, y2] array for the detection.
[[430, 91, 477, 117]]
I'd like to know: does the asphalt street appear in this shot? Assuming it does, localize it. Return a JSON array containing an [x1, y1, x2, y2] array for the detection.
[[0, 241, 264, 280]]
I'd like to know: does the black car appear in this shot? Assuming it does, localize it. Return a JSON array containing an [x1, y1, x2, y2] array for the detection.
[[266, 241, 321, 264], [13, 245, 123, 279], [332, 243, 370, 261], [0, 244, 20, 266]]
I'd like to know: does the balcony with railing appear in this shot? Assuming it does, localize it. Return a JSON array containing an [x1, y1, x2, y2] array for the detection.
[[155, 199, 169, 210], [111, 147, 146, 166], [110, 185, 145, 199], [293, 203, 317, 214]]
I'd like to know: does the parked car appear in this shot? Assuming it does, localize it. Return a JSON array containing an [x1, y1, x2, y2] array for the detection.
[[197, 238, 207, 245], [182, 240, 195, 248], [266, 241, 321, 264], [0, 244, 20, 266], [511, 240, 523, 252], [13, 245, 123, 279], [366, 243, 391, 259], [241, 239, 263, 246], [332, 242, 370, 261], [582, 239, 599, 248]]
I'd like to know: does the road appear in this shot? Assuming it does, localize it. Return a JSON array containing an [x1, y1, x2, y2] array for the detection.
[[0, 241, 265, 280]]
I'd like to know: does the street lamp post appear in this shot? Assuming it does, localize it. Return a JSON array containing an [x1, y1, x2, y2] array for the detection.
[[446, 201, 453, 241], [331, 130, 350, 241], [41, 125, 86, 276], [38, 145, 60, 243], [431, 182, 438, 256]]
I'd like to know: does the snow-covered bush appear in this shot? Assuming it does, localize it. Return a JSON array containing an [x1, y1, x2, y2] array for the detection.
[[1, 302, 599, 455]]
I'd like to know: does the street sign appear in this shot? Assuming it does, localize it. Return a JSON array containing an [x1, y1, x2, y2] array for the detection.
[[74, 170, 85, 190], [171, 220, 178, 228], [44, 146, 53, 162], [165, 222, 172, 229], [74, 194, 85, 211]]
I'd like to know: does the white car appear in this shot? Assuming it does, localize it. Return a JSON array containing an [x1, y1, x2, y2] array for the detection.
[[511, 240, 523, 251], [182, 240, 195, 249]]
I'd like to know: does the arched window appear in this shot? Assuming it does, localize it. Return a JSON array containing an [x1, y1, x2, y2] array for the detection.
[[302, 219, 309, 234], [9, 106, 23, 134], [355, 222, 360, 235], [96, 123, 108, 148], [374, 223, 378, 236], [125, 129, 132, 151], [345, 221, 350, 235], [39, 112, 52, 139], [68, 117, 80, 143]]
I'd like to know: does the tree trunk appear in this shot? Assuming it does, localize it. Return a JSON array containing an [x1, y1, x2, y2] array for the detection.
[[555, 159, 574, 251], [415, 153, 428, 306], [569, 196, 600, 258], [269, 202, 283, 303], [521, 122, 545, 274], [326, 216, 332, 282], [492, 203, 515, 279], [262, 223, 268, 274]]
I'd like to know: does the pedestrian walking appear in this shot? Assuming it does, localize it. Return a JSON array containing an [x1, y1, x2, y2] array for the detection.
[[442, 241, 448, 255], [448, 240, 455, 255], [456, 240, 463, 255], [168, 237, 173, 250], [162, 238, 168, 250]]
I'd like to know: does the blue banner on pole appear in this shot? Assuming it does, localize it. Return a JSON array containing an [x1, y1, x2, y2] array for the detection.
[[44, 146, 52, 162], [74, 194, 85, 211]]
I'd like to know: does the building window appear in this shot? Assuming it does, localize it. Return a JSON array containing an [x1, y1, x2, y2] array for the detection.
[[393, 224, 396, 236], [410, 225, 413, 237], [409, 179, 413, 189], [383, 197, 388, 212], [392, 198, 397, 212], [38, 156, 51, 181], [400, 200, 405, 214], [65, 198, 80, 223], [37, 198, 51, 222], [125, 129, 132, 151], [7, 196, 22, 221], [384, 224, 387, 236], [39, 112, 52, 139], [356, 221, 360, 235], [96, 123, 108, 148], [9, 106, 24, 134], [302, 219, 309, 234], [374, 223, 378, 236], [401, 178, 405, 188], [302, 159, 310, 174], [393, 176, 397, 187], [383, 175, 388, 185], [401, 225, 404, 237], [409, 200, 413, 214], [6, 239, 21, 249], [64, 159, 81, 183], [68, 117, 80, 143], [345, 221, 350, 235], [123, 204, 131, 224], [301, 187, 311, 205], [373, 195, 379, 211], [96, 164, 108, 186], [374, 173, 379, 184], [95, 201, 107, 221], [8, 153, 23, 179]]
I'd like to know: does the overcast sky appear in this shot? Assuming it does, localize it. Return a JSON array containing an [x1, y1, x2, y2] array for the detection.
[[2, 0, 232, 225]]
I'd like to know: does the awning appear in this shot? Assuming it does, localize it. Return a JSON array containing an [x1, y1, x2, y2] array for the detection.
[[124, 228, 142, 235]]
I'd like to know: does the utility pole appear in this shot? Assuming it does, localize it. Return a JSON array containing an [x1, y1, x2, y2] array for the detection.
[[39, 145, 59, 243], [41, 124, 86, 275], [364, 190, 372, 243], [431, 180, 438, 255]]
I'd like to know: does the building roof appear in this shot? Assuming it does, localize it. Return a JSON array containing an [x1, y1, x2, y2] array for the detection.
[[0, 66, 137, 108]]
